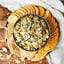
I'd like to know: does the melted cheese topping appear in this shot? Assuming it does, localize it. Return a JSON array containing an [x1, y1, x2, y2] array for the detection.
[[13, 14, 50, 51]]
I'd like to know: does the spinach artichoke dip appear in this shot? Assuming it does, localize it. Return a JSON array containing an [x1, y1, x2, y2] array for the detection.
[[13, 14, 50, 51]]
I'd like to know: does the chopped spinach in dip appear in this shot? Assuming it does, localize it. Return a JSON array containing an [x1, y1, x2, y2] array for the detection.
[[13, 14, 50, 51]]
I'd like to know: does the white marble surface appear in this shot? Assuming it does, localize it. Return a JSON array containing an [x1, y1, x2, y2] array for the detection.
[[0, 0, 64, 64]]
